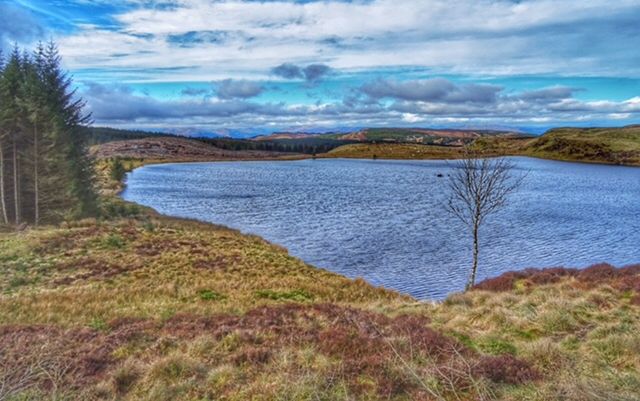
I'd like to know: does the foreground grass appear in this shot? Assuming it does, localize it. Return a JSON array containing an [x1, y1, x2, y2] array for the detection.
[[1, 159, 639, 400], [430, 265, 640, 400], [0, 215, 404, 326], [2, 214, 638, 400]]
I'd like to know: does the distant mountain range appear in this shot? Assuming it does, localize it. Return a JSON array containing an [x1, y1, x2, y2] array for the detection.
[[89, 124, 640, 166], [89, 126, 527, 145], [251, 127, 528, 146]]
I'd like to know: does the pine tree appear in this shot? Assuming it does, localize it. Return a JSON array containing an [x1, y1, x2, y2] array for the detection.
[[0, 41, 97, 226], [0, 49, 7, 225], [0, 46, 24, 225], [40, 41, 96, 219]]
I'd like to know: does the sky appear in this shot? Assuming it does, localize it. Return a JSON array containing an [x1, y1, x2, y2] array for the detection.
[[2, 0, 640, 136]]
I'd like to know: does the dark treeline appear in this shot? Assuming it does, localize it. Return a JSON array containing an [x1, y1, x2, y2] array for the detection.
[[85, 126, 178, 146], [200, 137, 356, 154], [0, 42, 96, 226]]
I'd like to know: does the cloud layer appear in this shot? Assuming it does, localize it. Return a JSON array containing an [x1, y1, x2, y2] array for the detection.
[[52, 0, 640, 79], [7, 0, 640, 133], [81, 78, 640, 133]]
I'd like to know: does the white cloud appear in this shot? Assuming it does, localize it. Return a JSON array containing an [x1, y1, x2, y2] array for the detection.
[[53, 0, 640, 80]]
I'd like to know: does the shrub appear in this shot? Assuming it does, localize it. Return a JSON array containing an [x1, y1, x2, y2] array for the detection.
[[473, 354, 541, 384], [110, 157, 127, 182], [149, 355, 205, 383], [101, 233, 125, 249], [479, 337, 518, 355], [255, 289, 314, 301], [197, 289, 225, 301], [112, 361, 142, 394]]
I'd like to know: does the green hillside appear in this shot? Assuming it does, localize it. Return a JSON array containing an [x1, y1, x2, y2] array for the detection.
[[325, 125, 640, 166], [525, 125, 640, 165]]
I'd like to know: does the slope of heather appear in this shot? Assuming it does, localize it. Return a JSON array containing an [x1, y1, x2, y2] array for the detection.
[[3, 208, 638, 400], [91, 136, 297, 161]]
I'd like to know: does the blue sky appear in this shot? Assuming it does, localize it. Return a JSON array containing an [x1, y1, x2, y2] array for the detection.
[[2, 0, 640, 136]]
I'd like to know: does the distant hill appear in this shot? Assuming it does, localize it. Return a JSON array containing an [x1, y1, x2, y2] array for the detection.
[[332, 127, 522, 145], [524, 125, 640, 165], [85, 127, 178, 145], [87, 125, 640, 166], [252, 127, 522, 146], [90, 136, 297, 161], [252, 132, 319, 141], [326, 125, 640, 166]]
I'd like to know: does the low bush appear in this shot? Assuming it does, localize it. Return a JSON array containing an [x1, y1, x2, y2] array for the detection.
[[473, 354, 541, 384], [255, 289, 314, 301]]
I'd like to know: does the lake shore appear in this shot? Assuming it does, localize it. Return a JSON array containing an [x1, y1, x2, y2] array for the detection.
[[91, 126, 640, 169], [1, 155, 639, 399]]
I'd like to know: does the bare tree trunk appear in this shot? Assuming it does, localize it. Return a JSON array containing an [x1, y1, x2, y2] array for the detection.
[[33, 121, 39, 225], [12, 136, 19, 225], [0, 141, 8, 225], [466, 223, 479, 291]]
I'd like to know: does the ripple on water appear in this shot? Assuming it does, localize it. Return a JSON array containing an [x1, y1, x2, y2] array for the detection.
[[122, 158, 640, 300]]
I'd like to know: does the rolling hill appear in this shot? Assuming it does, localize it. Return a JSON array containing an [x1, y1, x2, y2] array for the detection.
[[254, 127, 523, 146], [326, 125, 640, 166], [90, 137, 297, 161], [524, 125, 640, 165]]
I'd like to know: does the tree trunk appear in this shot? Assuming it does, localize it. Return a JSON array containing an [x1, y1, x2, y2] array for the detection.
[[466, 224, 479, 291], [33, 121, 39, 225], [0, 141, 8, 225], [12, 136, 19, 225]]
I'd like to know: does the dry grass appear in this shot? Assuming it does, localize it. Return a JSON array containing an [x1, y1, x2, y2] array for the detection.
[[0, 215, 405, 326], [427, 266, 640, 400], [3, 212, 638, 400]]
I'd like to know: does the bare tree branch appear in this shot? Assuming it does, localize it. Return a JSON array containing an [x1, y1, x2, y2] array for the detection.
[[445, 149, 525, 290]]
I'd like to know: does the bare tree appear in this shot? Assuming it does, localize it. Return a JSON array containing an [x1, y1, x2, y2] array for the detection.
[[446, 152, 524, 291]]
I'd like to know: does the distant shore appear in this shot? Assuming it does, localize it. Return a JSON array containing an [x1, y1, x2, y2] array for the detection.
[[92, 124, 640, 168]]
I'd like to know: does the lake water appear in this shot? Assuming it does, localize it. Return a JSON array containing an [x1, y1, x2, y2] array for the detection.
[[122, 157, 640, 300]]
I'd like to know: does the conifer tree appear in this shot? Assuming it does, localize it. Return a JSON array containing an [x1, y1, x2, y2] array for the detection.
[[0, 49, 7, 225], [0, 41, 96, 226]]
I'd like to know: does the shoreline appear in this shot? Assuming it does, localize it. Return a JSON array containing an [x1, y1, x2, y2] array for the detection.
[[114, 154, 639, 303], [108, 156, 418, 302]]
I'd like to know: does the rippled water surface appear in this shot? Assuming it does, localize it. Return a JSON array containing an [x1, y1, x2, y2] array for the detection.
[[122, 157, 640, 299]]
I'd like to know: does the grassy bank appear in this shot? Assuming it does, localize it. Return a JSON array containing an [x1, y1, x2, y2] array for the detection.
[[1, 158, 639, 400], [324, 126, 640, 166], [523, 126, 640, 165], [324, 143, 464, 160]]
